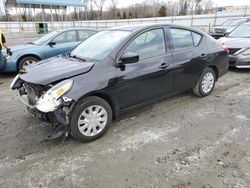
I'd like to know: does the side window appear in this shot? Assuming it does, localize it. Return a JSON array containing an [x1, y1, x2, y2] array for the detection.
[[52, 31, 77, 44], [192, 32, 202, 46], [170, 28, 193, 50], [78, 30, 96, 41], [124, 29, 166, 60]]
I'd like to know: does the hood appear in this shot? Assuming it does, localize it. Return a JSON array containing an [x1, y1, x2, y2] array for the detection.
[[219, 37, 250, 49], [20, 56, 95, 85], [10, 44, 38, 52]]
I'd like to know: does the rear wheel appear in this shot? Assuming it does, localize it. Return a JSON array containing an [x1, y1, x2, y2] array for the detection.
[[18, 56, 39, 70], [193, 67, 216, 97], [70, 96, 112, 142]]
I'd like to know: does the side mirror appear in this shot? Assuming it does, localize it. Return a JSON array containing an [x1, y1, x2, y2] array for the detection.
[[119, 52, 139, 65], [48, 41, 56, 47]]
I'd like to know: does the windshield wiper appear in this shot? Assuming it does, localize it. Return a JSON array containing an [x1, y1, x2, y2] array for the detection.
[[27, 42, 35, 45], [68, 54, 86, 62]]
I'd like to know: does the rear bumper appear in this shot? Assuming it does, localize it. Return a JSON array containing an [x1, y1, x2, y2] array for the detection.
[[217, 52, 229, 78]]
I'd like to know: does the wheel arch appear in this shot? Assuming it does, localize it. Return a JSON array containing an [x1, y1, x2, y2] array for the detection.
[[16, 54, 41, 70], [207, 65, 219, 81], [76, 92, 119, 120]]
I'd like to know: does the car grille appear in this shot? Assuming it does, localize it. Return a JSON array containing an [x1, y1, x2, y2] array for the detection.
[[229, 61, 236, 65], [228, 48, 241, 55], [24, 84, 37, 105]]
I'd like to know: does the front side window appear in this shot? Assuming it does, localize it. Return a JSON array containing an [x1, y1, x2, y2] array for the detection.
[[170, 28, 193, 50], [34, 31, 58, 45], [52, 31, 77, 44], [123, 29, 166, 60]]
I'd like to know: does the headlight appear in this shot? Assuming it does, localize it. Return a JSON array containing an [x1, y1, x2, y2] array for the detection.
[[241, 49, 250, 56], [36, 79, 73, 113], [49, 79, 74, 100], [210, 27, 215, 33], [2, 50, 11, 60]]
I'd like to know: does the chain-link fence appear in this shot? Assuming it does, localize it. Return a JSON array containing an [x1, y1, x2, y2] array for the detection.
[[0, 6, 250, 33]]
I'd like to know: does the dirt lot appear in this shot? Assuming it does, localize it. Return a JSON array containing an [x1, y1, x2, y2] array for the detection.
[[0, 69, 249, 188]]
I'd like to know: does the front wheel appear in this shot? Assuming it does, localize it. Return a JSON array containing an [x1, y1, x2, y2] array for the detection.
[[18, 56, 39, 70], [70, 96, 112, 142], [193, 67, 216, 97]]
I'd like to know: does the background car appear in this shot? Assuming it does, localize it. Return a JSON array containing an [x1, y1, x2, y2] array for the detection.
[[0, 28, 97, 72], [219, 22, 250, 68], [209, 17, 250, 39], [11, 23, 229, 142]]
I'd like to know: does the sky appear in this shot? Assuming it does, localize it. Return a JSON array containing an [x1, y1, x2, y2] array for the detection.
[[117, 0, 250, 8]]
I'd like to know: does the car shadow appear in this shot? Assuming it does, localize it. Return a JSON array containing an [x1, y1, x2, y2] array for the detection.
[[229, 67, 250, 73], [113, 90, 192, 123]]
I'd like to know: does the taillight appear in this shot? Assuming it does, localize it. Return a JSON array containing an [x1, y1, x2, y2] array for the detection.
[[222, 45, 229, 53]]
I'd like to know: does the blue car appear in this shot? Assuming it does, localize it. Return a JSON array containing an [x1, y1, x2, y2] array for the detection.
[[0, 28, 97, 72]]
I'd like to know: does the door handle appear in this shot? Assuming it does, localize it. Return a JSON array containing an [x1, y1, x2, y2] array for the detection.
[[159, 63, 169, 69], [200, 54, 207, 60]]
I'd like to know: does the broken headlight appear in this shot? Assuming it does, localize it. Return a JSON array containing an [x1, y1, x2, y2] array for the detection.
[[36, 79, 73, 113]]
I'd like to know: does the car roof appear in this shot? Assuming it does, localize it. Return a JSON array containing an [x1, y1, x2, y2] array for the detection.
[[56, 28, 97, 32], [108, 23, 198, 31]]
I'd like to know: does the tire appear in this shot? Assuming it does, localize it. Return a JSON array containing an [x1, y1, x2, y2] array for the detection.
[[70, 96, 112, 142], [193, 67, 216, 97], [18, 56, 39, 70]]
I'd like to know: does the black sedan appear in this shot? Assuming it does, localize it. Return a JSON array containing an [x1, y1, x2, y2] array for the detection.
[[219, 22, 250, 68], [11, 24, 229, 142]]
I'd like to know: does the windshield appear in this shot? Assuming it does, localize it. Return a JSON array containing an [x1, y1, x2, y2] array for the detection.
[[222, 19, 246, 27], [70, 30, 131, 61], [229, 24, 250, 38], [33, 31, 58, 45]]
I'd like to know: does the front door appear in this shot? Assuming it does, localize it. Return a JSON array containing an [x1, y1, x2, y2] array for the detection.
[[117, 28, 174, 110]]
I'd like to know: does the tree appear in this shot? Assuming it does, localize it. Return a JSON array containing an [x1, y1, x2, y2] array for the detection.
[[195, 0, 203, 14], [117, 11, 121, 19], [158, 5, 167, 17], [122, 11, 127, 19], [128, 12, 132, 19], [110, 0, 118, 19], [179, 0, 188, 15], [94, 0, 106, 19]]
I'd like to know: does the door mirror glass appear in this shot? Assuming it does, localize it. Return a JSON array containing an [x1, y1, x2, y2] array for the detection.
[[48, 41, 56, 46], [120, 52, 139, 64]]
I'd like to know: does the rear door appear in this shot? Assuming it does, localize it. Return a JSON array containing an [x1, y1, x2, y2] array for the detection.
[[117, 27, 174, 110], [169, 27, 206, 91], [42, 30, 79, 59]]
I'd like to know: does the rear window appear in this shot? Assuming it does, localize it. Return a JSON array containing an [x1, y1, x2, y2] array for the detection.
[[192, 32, 202, 46], [170, 28, 202, 50]]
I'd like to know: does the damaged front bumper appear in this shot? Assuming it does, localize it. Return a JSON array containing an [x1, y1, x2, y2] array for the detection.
[[11, 75, 76, 138]]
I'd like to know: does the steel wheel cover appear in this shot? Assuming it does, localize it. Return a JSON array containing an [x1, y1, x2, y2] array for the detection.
[[22, 59, 37, 69], [77, 105, 108, 137], [201, 72, 214, 94]]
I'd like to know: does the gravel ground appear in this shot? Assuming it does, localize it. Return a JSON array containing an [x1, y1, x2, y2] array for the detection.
[[0, 69, 250, 188]]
